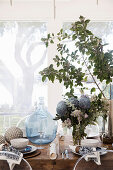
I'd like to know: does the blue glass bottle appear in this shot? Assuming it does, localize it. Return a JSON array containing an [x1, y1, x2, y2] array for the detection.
[[25, 97, 57, 145]]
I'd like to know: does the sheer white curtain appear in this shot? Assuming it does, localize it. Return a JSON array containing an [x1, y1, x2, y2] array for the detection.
[[0, 21, 47, 134]]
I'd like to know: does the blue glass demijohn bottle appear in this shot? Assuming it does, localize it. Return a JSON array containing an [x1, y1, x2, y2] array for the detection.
[[25, 97, 57, 144]]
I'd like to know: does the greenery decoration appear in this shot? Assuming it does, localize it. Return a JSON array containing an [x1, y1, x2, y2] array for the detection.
[[40, 16, 112, 144]]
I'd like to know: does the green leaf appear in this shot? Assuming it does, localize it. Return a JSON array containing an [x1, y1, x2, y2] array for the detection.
[[84, 76, 87, 82], [98, 93, 102, 99], [42, 76, 46, 82], [60, 28, 63, 34], [57, 62, 60, 67], [79, 16, 85, 21], [49, 64, 53, 68], [88, 65, 91, 69], [86, 51, 90, 55], [45, 42, 48, 47], [106, 79, 112, 84], [50, 40, 54, 44], [47, 34, 50, 39], [82, 62, 84, 66], [72, 34, 77, 40], [85, 19, 90, 24], [86, 30, 92, 35], [91, 87, 96, 93], [51, 75, 55, 83], [80, 88, 84, 94], [58, 37, 61, 41], [77, 61, 80, 64]]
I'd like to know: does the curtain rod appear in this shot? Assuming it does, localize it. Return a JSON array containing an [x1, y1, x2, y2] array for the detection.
[[53, 0, 56, 19]]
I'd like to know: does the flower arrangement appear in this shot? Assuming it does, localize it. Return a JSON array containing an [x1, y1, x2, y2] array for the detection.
[[40, 16, 112, 144], [55, 95, 109, 144]]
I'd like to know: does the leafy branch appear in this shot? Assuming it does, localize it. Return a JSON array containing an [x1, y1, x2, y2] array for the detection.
[[40, 16, 113, 99]]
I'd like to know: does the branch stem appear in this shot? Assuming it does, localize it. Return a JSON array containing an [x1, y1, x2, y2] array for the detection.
[[82, 56, 106, 98]]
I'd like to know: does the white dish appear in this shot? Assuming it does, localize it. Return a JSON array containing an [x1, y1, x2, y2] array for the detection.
[[10, 138, 29, 149], [96, 147, 107, 155], [81, 139, 100, 147], [19, 145, 38, 155]]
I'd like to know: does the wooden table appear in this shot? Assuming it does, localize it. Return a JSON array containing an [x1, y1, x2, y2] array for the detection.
[[26, 135, 113, 170]]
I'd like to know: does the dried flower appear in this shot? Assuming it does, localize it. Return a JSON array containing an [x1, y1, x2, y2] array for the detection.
[[71, 109, 82, 117], [71, 109, 83, 122], [101, 98, 110, 112], [63, 118, 72, 128], [84, 113, 88, 119], [90, 95, 96, 102]]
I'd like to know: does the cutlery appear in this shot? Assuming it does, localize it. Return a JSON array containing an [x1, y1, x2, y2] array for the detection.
[[65, 149, 69, 159], [61, 152, 64, 159]]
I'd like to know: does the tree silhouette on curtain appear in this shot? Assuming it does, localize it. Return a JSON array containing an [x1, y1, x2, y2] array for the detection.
[[0, 22, 47, 112]]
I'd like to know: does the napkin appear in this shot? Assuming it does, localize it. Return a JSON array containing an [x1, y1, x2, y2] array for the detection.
[[0, 144, 23, 170], [0, 151, 23, 170], [50, 143, 57, 160], [84, 151, 101, 165], [69, 145, 97, 155]]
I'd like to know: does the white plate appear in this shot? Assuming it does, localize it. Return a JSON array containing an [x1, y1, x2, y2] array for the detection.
[[96, 147, 107, 156], [19, 145, 37, 155], [72, 147, 107, 156]]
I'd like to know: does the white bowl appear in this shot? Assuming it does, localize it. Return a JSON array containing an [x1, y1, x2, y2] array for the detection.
[[10, 138, 29, 149], [81, 139, 100, 147]]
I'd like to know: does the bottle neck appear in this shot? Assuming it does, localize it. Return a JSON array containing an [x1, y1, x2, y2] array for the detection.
[[39, 97, 44, 104], [35, 101, 47, 118], [38, 103, 45, 109], [38, 97, 45, 109]]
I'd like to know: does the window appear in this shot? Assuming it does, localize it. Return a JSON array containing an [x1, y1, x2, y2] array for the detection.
[[0, 21, 47, 134]]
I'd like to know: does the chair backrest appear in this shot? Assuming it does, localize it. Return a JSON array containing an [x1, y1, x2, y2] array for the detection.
[[73, 153, 113, 170], [16, 115, 30, 137]]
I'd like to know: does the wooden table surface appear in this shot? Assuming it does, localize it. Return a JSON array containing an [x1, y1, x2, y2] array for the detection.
[[26, 135, 113, 170]]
